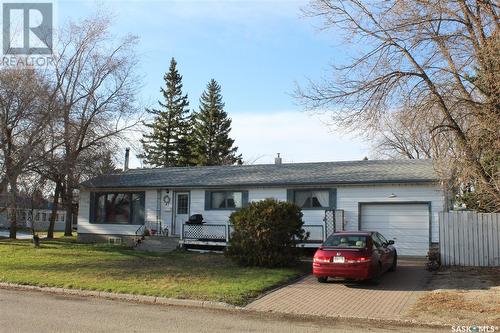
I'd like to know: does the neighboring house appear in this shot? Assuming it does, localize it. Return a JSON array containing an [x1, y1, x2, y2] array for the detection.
[[0, 208, 67, 231], [78, 159, 447, 256], [0, 193, 69, 231]]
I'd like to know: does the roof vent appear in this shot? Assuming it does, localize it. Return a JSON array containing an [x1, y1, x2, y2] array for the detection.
[[275, 153, 282, 165]]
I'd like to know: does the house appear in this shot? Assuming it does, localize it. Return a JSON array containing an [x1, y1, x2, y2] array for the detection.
[[77, 159, 447, 256], [0, 194, 68, 231]]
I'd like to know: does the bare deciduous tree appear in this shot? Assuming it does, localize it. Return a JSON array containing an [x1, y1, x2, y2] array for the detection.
[[0, 69, 51, 238], [48, 15, 142, 235], [298, 0, 500, 211], [373, 103, 459, 160]]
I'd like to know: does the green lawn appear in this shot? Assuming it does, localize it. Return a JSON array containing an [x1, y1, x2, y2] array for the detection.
[[0, 237, 308, 305]]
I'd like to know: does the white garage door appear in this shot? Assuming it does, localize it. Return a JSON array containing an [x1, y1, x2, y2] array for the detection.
[[360, 203, 430, 256]]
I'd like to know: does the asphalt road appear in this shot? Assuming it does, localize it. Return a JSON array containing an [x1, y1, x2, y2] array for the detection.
[[0, 288, 446, 333]]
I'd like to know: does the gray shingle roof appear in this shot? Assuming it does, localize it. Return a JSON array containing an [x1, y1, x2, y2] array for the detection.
[[80, 159, 438, 189]]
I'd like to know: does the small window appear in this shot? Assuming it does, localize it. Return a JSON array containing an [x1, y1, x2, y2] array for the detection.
[[35, 213, 40, 221], [41, 213, 47, 221], [293, 190, 330, 209], [206, 191, 247, 210], [372, 234, 383, 248], [177, 194, 189, 214], [377, 233, 388, 245]]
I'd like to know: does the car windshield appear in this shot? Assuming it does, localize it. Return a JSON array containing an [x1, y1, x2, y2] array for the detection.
[[323, 235, 368, 248]]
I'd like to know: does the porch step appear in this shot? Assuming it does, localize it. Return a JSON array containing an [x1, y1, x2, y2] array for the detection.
[[134, 236, 180, 253]]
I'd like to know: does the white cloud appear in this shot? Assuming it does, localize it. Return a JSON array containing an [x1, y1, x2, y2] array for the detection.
[[231, 111, 369, 164], [120, 110, 369, 169]]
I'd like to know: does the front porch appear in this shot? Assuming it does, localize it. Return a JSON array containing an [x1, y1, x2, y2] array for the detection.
[[178, 209, 344, 249], [179, 223, 326, 248]]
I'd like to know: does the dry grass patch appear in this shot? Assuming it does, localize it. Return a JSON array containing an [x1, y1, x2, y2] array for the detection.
[[408, 267, 500, 325]]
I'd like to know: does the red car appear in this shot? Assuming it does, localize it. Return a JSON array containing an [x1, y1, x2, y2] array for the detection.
[[313, 231, 397, 282]]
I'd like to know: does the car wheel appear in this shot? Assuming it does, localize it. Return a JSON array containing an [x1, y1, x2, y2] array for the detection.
[[317, 276, 328, 283], [388, 253, 397, 272]]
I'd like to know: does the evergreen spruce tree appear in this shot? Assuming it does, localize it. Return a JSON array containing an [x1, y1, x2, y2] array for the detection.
[[176, 113, 195, 166], [95, 151, 118, 175], [139, 58, 191, 167], [192, 79, 242, 166]]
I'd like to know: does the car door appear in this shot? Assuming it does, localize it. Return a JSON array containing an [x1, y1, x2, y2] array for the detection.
[[371, 234, 384, 269], [376, 232, 393, 270]]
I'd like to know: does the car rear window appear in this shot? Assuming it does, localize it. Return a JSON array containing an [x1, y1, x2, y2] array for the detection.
[[323, 235, 368, 248]]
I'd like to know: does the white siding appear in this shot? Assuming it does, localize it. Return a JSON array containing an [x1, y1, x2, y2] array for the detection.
[[78, 190, 90, 224], [190, 190, 229, 224], [78, 183, 445, 241], [301, 210, 327, 226], [249, 188, 286, 202], [190, 188, 329, 226], [145, 190, 157, 222], [337, 184, 444, 243], [190, 188, 288, 225]]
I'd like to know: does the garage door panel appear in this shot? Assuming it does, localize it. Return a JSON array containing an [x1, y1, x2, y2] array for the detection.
[[364, 210, 429, 217], [363, 223, 430, 230], [363, 217, 428, 224], [360, 203, 429, 256], [396, 247, 428, 256], [367, 228, 428, 237], [362, 204, 427, 212], [363, 217, 429, 229], [363, 211, 429, 217]]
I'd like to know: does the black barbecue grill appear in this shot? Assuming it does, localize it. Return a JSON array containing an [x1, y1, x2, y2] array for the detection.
[[186, 214, 204, 225]]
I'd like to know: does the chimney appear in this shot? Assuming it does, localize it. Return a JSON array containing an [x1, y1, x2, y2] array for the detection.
[[274, 153, 282, 165], [124, 148, 130, 171]]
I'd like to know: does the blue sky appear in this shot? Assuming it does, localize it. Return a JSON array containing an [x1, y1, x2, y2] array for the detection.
[[58, 0, 369, 167]]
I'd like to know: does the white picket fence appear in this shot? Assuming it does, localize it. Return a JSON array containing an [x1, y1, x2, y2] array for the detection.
[[439, 211, 500, 267]]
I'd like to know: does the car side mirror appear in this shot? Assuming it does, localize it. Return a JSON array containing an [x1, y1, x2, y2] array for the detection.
[[387, 240, 395, 245]]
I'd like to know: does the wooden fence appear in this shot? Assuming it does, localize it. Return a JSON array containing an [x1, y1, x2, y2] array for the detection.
[[439, 211, 500, 267]]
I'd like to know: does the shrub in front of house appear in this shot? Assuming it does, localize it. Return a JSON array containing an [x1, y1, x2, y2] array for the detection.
[[226, 198, 306, 267]]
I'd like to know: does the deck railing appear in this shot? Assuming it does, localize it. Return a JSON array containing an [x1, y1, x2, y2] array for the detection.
[[181, 223, 228, 242], [136, 221, 168, 237], [181, 222, 327, 244], [145, 220, 168, 236], [301, 224, 325, 243]]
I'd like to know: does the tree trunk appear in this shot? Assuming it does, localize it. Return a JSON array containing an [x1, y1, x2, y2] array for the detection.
[[64, 182, 73, 237], [47, 181, 62, 239], [8, 210, 16, 239], [8, 180, 18, 239]]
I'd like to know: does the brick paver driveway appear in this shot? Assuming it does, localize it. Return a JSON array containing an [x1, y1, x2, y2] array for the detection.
[[247, 259, 430, 320]]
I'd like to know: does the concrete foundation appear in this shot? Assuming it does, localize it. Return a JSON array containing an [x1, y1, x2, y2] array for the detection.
[[76, 233, 137, 247]]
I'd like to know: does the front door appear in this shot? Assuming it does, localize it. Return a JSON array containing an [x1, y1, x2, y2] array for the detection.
[[173, 192, 189, 236]]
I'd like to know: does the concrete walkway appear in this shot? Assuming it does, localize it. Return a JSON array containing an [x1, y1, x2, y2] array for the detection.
[[247, 259, 431, 320]]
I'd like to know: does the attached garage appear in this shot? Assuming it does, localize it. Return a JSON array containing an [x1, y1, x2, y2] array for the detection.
[[359, 202, 430, 256]]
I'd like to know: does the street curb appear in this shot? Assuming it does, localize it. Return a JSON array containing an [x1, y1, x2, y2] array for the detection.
[[249, 309, 452, 329], [0, 282, 242, 311], [0, 282, 450, 329]]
